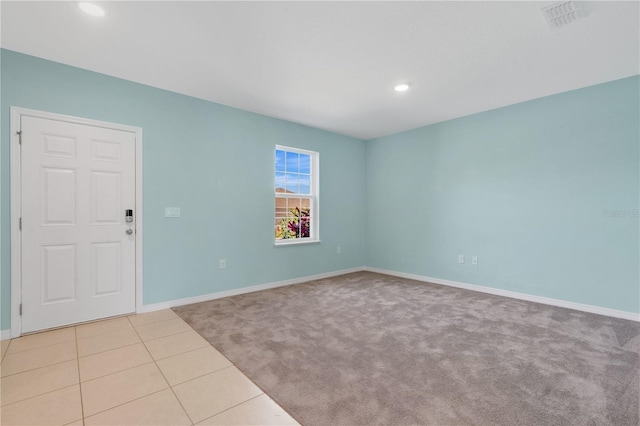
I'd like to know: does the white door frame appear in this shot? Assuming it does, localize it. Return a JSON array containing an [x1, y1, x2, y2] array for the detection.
[[10, 107, 144, 338]]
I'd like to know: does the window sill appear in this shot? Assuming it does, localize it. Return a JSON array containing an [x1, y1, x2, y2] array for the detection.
[[274, 239, 321, 247]]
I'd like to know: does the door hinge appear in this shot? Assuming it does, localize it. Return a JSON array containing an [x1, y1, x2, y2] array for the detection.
[[19, 217, 22, 231], [17, 130, 22, 145], [19, 303, 22, 316]]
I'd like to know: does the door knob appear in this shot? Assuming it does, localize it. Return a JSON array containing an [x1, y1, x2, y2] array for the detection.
[[126, 229, 133, 235]]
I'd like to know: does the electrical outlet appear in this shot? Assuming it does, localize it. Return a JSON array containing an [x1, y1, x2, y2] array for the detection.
[[472, 256, 478, 265], [219, 259, 226, 269], [337, 246, 342, 254], [458, 255, 465, 264]]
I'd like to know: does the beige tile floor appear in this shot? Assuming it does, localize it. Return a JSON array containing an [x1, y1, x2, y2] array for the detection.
[[0, 310, 300, 426]]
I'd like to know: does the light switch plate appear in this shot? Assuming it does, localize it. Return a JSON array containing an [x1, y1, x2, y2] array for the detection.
[[165, 207, 181, 218]]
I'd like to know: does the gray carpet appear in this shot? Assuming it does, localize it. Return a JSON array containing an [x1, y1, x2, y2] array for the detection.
[[173, 272, 640, 426]]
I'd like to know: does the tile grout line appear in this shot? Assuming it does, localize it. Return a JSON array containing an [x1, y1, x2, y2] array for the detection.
[[137, 328, 196, 345], [0, 357, 79, 387], [0, 354, 78, 379], [74, 327, 86, 425], [127, 315, 196, 425], [141, 334, 231, 385], [77, 327, 139, 348], [128, 314, 181, 328], [1, 339, 12, 362], [142, 332, 210, 360], [80, 359, 156, 385], [74, 315, 135, 337], [166, 363, 234, 387], [5, 336, 76, 356], [2, 338, 76, 357], [195, 392, 265, 425], [76, 324, 135, 341], [22, 313, 131, 338], [0, 383, 79, 410], [82, 388, 170, 421], [76, 314, 185, 357], [167, 365, 235, 388], [78, 317, 195, 374], [78, 340, 141, 360], [1, 339, 78, 376]]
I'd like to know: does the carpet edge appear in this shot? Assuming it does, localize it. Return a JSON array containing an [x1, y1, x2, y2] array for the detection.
[[364, 266, 640, 322]]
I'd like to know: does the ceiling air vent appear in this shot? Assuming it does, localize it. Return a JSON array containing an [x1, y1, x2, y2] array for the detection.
[[541, 1, 581, 28]]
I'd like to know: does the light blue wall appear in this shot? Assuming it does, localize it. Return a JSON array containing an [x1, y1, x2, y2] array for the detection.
[[366, 76, 640, 313], [1, 49, 367, 329], [2, 50, 637, 331]]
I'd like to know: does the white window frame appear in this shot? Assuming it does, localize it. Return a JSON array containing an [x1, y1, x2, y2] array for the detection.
[[274, 145, 320, 246]]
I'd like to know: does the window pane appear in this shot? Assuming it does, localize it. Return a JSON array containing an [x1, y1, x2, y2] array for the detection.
[[275, 150, 285, 172], [299, 174, 311, 195], [299, 214, 311, 238], [275, 171, 285, 192], [275, 197, 287, 218], [286, 151, 299, 173], [275, 217, 292, 240], [287, 198, 301, 216], [275, 216, 311, 240], [285, 173, 299, 194], [273, 199, 312, 240], [300, 154, 311, 174]]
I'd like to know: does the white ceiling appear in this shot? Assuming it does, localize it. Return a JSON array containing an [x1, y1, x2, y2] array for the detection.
[[1, 1, 638, 140]]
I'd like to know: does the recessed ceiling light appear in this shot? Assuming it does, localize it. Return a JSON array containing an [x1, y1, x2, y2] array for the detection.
[[78, 2, 105, 17], [394, 83, 411, 92]]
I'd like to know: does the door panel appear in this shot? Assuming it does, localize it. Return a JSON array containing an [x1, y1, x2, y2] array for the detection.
[[41, 167, 76, 225], [92, 171, 121, 224], [92, 139, 121, 162], [41, 133, 76, 158], [41, 244, 77, 304], [21, 116, 136, 333], [92, 242, 122, 297]]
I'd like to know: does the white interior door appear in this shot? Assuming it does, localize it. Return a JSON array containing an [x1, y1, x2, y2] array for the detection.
[[20, 116, 136, 333]]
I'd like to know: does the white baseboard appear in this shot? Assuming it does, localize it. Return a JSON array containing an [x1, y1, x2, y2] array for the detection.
[[139, 267, 366, 313], [6, 265, 636, 333], [364, 267, 640, 322]]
